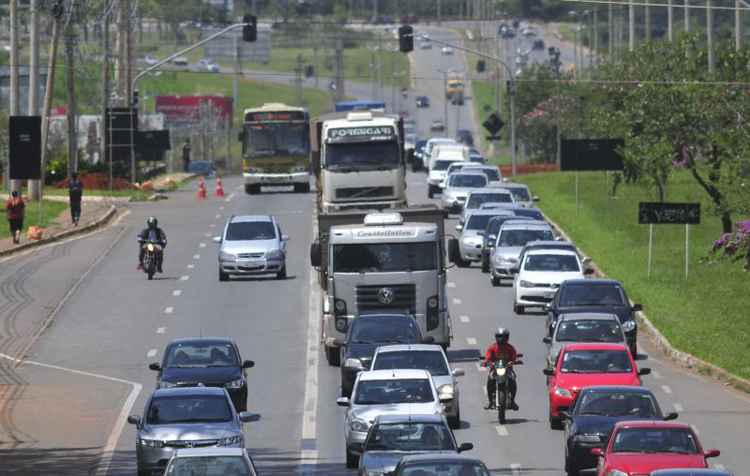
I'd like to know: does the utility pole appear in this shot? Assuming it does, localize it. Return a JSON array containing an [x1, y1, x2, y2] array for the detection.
[[101, 7, 110, 189], [40, 11, 63, 199], [8, 0, 19, 192], [685, 0, 690, 32], [707, 0, 714, 73], [608, 3, 614, 56], [437, 0, 442, 25], [294, 54, 304, 106], [591, 9, 597, 69], [28, 0, 41, 200], [629, 0, 635, 51], [668, 0, 674, 41], [645, 0, 652, 42], [334, 35, 345, 102], [65, 18, 78, 178], [736, 0, 743, 51]]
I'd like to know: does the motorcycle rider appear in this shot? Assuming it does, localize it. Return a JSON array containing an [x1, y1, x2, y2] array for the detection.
[[137, 216, 167, 272], [482, 327, 519, 411]]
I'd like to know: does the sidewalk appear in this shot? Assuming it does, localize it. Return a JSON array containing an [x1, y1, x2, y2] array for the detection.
[[0, 200, 116, 256]]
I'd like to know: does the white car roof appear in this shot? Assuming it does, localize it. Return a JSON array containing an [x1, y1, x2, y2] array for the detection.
[[374, 344, 446, 353], [174, 448, 247, 457], [358, 369, 431, 381], [526, 248, 578, 257]]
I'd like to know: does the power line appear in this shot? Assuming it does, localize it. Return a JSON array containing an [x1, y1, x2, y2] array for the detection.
[[564, 0, 750, 11]]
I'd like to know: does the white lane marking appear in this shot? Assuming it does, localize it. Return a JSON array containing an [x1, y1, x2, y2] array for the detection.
[[661, 385, 673, 395], [652, 370, 662, 379], [673, 403, 684, 412], [164, 307, 174, 315], [146, 349, 157, 358], [225, 192, 235, 202], [459, 315, 470, 323], [466, 337, 477, 345], [483, 386, 487, 395], [219, 206, 225, 210], [193, 254, 200, 259], [452, 298, 462, 305], [204, 232, 211, 237], [199, 243, 207, 248], [215, 214, 221, 219], [447, 282, 456, 288], [180, 275, 190, 280], [495, 425, 509, 436], [0, 353, 142, 476], [156, 327, 166, 334], [187, 264, 195, 269], [714, 463, 726, 470], [510, 463, 521, 475], [173, 290, 182, 297], [299, 215, 321, 474], [209, 223, 216, 228]]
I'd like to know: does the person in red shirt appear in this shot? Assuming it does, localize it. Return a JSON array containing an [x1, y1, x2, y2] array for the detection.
[[5, 190, 25, 244], [483, 327, 519, 410]]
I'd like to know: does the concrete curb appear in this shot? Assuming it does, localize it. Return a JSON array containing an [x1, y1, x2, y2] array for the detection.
[[541, 210, 750, 395], [0, 205, 119, 259]]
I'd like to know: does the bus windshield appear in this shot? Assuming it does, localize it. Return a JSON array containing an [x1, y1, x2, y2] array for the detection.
[[245, 123, 308, 157]]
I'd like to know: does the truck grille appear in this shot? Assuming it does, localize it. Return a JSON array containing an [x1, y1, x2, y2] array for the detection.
[[356, 284, 416, 312], [336, 186, 394, 200]]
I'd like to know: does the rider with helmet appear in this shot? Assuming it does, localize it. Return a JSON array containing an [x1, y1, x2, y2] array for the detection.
[[482, 327, 519, 410], [137, 216, 167, 272]]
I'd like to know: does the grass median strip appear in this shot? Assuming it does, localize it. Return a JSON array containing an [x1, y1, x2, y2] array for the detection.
[[0, 201, 68, 240], [520, 171, 750, 381]]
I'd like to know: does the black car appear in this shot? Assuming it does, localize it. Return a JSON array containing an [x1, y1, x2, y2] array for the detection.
[[416, 96, 430, 108], [546, 279, 642, 356], [479, 215, 536, 273], [149, 338, 255, 412], [340, 313, 428, 397], [394, 453, 490, 476], [456, 129, 474, 146], [561, 386, 678, 475]]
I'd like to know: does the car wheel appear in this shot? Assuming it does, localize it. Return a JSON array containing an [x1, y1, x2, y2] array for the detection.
[[219, 270, 229, 282], [549, 414, 563, 430], [630, 342, 638, 358], [276, 265, 287, 280], [448, 405, 461, 429], [428, 188, 434, 199], [137, 468, 150, 476], [491, 276, 501, 287], [514, 304, 524, 315], [565, 458, 579, 476], [325, 346, 341, 367], [455, 256, 469, 268], [481, 256, 489, 273], [345, 450, 359, 469]]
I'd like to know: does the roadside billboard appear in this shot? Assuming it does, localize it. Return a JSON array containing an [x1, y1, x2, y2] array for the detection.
[[154, 96, 233, 126]]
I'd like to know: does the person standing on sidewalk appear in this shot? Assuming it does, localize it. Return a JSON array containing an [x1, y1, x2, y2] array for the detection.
[[182, 139, 192, 173], [5, 190, 26, 244], [68, 172, 84, 226]]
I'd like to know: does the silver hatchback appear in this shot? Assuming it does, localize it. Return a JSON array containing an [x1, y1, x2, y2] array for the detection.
[[214, 215, 288, 281]]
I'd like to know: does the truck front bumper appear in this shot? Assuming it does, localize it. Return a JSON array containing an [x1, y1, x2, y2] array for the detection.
[[322, 199, 407, 213], [244, 172, 309, 185]]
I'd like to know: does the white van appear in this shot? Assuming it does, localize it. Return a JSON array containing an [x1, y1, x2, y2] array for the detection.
[[427, 146, 470, 198]]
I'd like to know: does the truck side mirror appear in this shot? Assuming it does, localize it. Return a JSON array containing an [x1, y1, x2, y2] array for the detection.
[[237, 130, 245, 142], [310, 241, 321, 268], [447, 238, 460, 264]]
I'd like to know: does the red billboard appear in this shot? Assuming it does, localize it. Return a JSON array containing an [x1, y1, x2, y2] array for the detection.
[[155, 96, 233, 125]]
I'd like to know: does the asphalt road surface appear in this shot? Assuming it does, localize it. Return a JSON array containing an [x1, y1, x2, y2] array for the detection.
[[0, 26, 747, 476]]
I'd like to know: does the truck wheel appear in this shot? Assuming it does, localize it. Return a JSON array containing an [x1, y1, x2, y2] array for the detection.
[[455, 256, 469, 268], [300, 183, 311, 193], [448, 405, 461, 429], [481, 256, 489, 273], [428, 188, 434, 199], [345, 451, 359, 469], [245, 184, 259, 194], [514, 304, 524, 315], [491, 276, 501, 287], [219, 270, 229, 282], [276, 266, 287, 280], [325, 346, 341, 367]]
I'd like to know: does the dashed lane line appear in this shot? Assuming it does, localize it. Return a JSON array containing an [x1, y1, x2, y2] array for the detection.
[[673, 403, 684, 412], [661, 385, 673, 395], [199, 243, 207, 248], [173, 290, 182, 297], [459, 315, 470, 323], [495, 425, 509, 436], [219, 206, 225, 211], [164, 307, 174, 315], [146, 349, 157, 358], [156, 327, 166, 334], [225, 192, 236, 202], [215, 214, 221, 219], [447, 282, 456, 288], [180, 275, 190, 280], [452, 298, 462, 305], [187, 264, 195, 269], [652, 370, 662, 379], [510, 463, 521, 475], [466, 337, 477, 345], [193, 254, 200, 259]]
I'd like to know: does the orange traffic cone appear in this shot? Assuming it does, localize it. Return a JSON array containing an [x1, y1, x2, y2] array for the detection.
[[215, 177, 225, 197], [197, 178, 207, 200]]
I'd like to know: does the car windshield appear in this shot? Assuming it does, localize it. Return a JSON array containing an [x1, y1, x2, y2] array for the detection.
[[165, 342, 239, 367], [354, 379, 434, 404], [498, 229, 554, 247], [400, 462, 490, 476], [449, 174, 487, 188], [364, 422, 455, 452], [513, 208, 544, 220], [447, 164, 467, 174], [332, 243, 437, 273], [612, 428, 699, 454], [373, 350, 449, 376], [467, 193, 513, 209], [350, 318, 420, 344], [560, 350, 633, 373], [166, 456, 253, 476], [433, 160, 459, 171], [478, 168, 500, 181], [325, 140, 400, 170], [576, 391, 658, 418], [487, 217, 531, 236], [146, 396, 232, 424], [559, 284, 626, 307], [523, 254, 580, 272], [507, 186, 531, 201], [556, 320, 623, 343], [225, 221, 276, 241]]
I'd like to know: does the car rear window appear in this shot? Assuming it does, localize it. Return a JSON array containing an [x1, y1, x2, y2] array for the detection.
[[555, 320, 623, 343], [373, 350, 449, 376], [612, 428, 698, 454], [576, 391, 658, 418], [226, 221, 276, 241], [559, 284, 626, 307], [467, 192, 512, 209], [498, 229, 554, 247], [449, 174, 487, 188], [560, 350, 633, 374], [167, 456, 253, 475], [147, 396, 232, 424], [354, 379, 434, 404]]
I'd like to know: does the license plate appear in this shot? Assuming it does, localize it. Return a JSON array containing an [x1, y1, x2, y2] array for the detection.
[[264, 176, 288, 183]]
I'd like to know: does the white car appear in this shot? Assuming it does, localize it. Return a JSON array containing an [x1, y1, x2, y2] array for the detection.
[[337, 369, 443, 469], [459, 187, 516, 224], [370, 344, 464, 428], [441, 46, 454, 55], [422, 137, 457, 170], [513, 249, 590, 314], [441, 172, 488, 213]]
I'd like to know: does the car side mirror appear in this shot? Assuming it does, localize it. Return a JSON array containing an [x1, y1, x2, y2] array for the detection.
[[533, 195, 540, 202], [590, 447, 603, 457], [457, 442, 474, 453], [582, 256, 591, 264], [243, 360, 255, 369], [422, 336, 435, 344], [542, 337, 552, 344], [455, 224, 463, 232], [543, 368, 554, 376], [281, 234, 290, 241], [664, 412, 679, 421], [638, 367, 651, 376], [127, 415, 142, 427], [148, 362, 161, 371], [558, 410, 570, 420], [452, 368, 465, 377], [705, 449, 720, 458], [336, 397, 350, 407], [212, 236, 222, 243], [516, 353, 523, 358], [310, 241, 322, 268], [239, 412, 261, 423], [632, 303, 643, 312], [584, 267, 595, 275]]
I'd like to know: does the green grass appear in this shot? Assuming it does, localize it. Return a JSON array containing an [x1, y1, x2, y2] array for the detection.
[[0, 201, 68, 239], [520, 171, 750, 380]]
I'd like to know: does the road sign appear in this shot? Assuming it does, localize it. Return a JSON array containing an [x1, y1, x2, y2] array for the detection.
[[638, 202, 701, 225], [560, 139, 624, 171], [483, 112, 504, 136]]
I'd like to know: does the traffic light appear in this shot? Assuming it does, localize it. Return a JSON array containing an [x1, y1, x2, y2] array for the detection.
[[476, 60, 486, 73], [398, 25, 414, 53], [243, 14, 257, 42]]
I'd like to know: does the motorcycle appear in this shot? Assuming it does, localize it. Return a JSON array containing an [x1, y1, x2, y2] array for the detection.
[[488, 354, 523, 424], [142, 241, 163, 280]]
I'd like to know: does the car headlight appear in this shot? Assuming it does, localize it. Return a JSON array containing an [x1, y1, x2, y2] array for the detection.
[[267, 249, 284, 260], [519, 280, 534, 288], [555, 387, 572, 398], [217, 435, 244, 447], [138, 438, 164, 448], [158, 381, 177, 389], [495, 367, 506, 377], [438, 384, 454, 400], [574, 434, 602, 443], [344, 358, 364, 369], [606, 471, 628, 476], [220, 251, 237, 261], [350, 417, 369, 432], [622, 319, 636, 332], [225, 378, 245, 389]]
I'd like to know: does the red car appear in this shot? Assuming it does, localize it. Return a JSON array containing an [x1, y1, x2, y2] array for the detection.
[[544, 343, 650, 429], [591, 420, 720, 476]]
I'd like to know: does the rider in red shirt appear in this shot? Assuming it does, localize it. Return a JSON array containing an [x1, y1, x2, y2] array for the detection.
[[483, 328, 519, 410]]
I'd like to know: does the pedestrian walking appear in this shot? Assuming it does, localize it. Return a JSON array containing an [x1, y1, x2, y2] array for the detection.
[[69, 172, 83, 226], [182, 139, 192, 173], [5, 190, 25, 244]]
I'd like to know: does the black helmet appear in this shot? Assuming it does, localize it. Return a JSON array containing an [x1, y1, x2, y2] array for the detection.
[[495, 327, 510, 344], [147, 216, 158, 228]]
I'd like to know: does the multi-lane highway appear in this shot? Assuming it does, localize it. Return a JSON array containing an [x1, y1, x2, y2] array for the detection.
[[0, 25, 748, 476]]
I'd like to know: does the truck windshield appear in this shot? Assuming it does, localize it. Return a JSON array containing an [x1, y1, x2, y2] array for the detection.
[[325, 140, 400, 170], [245, 123, 308, 157], [332, 242, 437, 273]]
